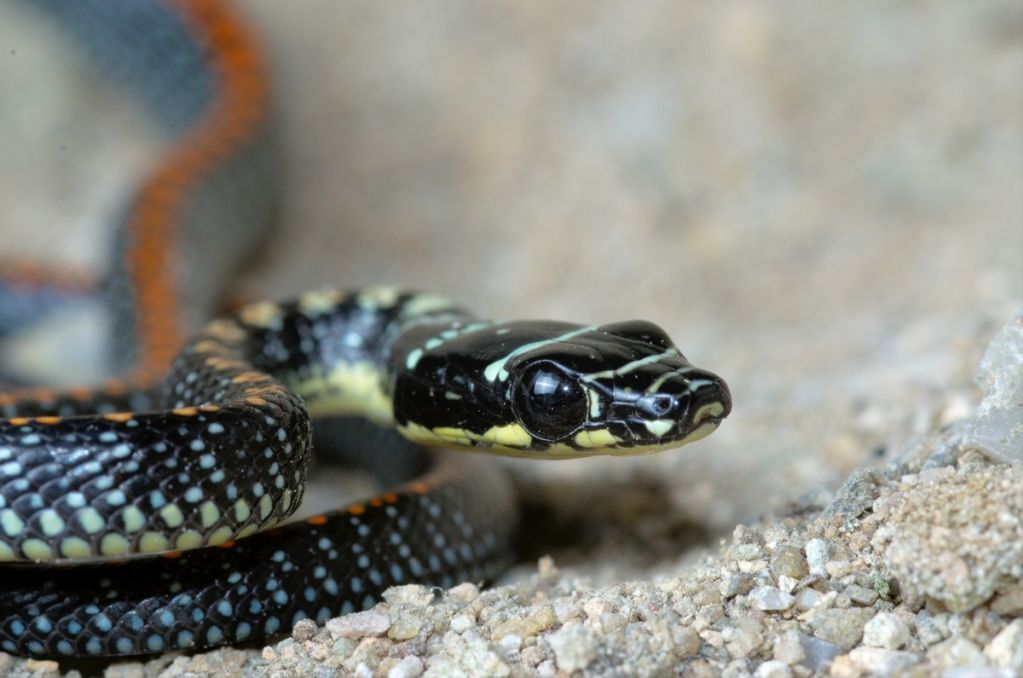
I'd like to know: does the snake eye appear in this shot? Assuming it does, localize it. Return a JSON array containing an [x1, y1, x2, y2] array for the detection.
[[512, 363, 587, 441]]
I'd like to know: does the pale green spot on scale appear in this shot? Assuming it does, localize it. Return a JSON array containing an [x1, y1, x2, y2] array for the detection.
[[281, 489, 294, 513], [207, 526, 234, 546], [444, 391, 462, 400], [200, 501, 221, 528], [0, 541, 16, 562], [38, 509, 65, 537], [643, 419, 674, 437], [0, 509, 25, 537], [175, 530, 204, 551], [298, 288, 344, 315], [401, 291, 458, 317], [60, 537, 91, 560], [258, 495, 273, 520], [159, 504, 185, 529], [234, 499, 251, 522], [121, 505, 146, 532], [357, 285, 400, 309], [236, 524, 258, 539], [21, 538, 52, 561], [76, 507, 104, 535], [405, 348, 424, 370], [139, 531, 170, 553], [100, 533, 130, 556]]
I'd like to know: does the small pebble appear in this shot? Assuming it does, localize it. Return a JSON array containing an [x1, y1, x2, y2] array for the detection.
[[386, 655, 424, 678], [326, 611, 391, 639], [809, 608, 874, 649], [753, 659, 792, 678], [292, 618, 318, 642], [383, 585, 436, 607], [847, 647, 920, 675], [772, 630, 805, 665], [794, 587, 823, 611], [844, 584, 878, 606], [770, 545, 809, 580], [983, 620, 1023, 672], [862, 611, 909, 650], [749, 585, 795, 611], [547, 623, 597, 672], [804, 539, 832, 577]]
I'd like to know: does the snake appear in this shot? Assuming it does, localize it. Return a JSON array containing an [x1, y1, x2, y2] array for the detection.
[[0, 1, 731, 661]]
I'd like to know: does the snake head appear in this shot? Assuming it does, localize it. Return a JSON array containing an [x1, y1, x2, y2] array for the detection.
[[393, 319, 730, 457]]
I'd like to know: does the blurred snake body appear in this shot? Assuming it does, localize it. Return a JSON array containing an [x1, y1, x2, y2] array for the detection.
[[0, 1, 730, 659]]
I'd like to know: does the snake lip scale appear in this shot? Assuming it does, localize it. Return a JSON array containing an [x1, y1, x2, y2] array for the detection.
[[0, 0, 732, 660]]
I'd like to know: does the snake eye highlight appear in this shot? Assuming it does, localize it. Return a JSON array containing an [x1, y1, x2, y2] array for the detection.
[[513, 363, 587, 441]]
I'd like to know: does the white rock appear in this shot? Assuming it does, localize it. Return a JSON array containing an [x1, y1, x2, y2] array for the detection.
[[804, 539, 832, 577], [753, 659, 792, 678], [387, 656, 424, 678], [848, 647, 919, 675], [749, 585, 795, 611], [326, 611, 391, 639], [547, 624, 597, 672], [984, 620, 1023, 671], [862, 611, 910, 650]]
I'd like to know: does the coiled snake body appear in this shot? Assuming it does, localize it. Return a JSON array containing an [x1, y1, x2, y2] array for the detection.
[[0, 2, 731, 660]]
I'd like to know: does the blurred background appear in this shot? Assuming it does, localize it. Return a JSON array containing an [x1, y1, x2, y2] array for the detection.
[[0, 1, 1019, 572]]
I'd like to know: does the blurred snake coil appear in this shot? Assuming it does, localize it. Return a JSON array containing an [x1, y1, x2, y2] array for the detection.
[[0, 0, 731, 659]]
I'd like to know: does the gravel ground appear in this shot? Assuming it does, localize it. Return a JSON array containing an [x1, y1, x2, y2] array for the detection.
[[0, 0, 1020, 676]]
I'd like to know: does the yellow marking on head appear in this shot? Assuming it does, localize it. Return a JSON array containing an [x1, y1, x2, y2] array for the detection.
[[643, 419, 674, 437], [21, 538, 53, 561], [244, 396, 268, 407], [7, 417, 30, 426], [103, 412, 135, 423], [199, 404, 222, 413], [481, 423, 533, 448], [35, 416, 62, 425], [574, 428, 621, 449], [693, 401, 726, 423], [239, 301, 284, 329], [172, 407, 199, 417]]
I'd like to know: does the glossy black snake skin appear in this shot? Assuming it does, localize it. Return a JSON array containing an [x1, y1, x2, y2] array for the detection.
[[0, 288, 731, 657], [0, 1, 731, 661]]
